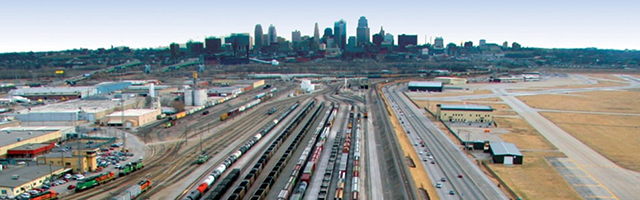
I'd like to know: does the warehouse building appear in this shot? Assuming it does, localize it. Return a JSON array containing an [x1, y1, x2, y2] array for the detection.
[[434, 77, 467, 85], [207, 86, 243, 97], [436, 104, 494, 123], [6, 143, 55, 159], [0, 165, 66, 196], [9, 86, 97, 101], [7, 98, 140, 124], [489, 142, 523, 165], [407, 81, 444, 92], [124, 85, 177, 97], [103, 109, 160, 127], [0, 127, 73, 158]]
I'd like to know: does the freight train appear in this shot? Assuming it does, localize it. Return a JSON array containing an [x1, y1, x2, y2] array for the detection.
[[182, 102, 301, 200], [278, 102, 337, 200], [163, 94, 239, 128], [110, 179, 152, 200], [232, 100, 321, 200], [28, 190, 57, 200], [75, 171, 116, 192]]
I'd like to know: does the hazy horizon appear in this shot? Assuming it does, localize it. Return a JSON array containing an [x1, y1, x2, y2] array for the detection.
[[1, 0, 638, 53]]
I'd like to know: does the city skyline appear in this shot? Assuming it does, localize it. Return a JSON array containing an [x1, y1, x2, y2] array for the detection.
[[1, 0, 638, 53]]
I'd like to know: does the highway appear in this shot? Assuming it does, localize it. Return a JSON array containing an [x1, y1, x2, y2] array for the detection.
[[384, 84, 508, 200]]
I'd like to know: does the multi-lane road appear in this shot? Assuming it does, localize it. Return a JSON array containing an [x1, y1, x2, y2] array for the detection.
[[383, 84, 508, 200]]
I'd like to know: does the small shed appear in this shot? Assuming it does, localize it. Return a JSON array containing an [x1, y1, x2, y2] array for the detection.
[[489, 142, 523, 165]]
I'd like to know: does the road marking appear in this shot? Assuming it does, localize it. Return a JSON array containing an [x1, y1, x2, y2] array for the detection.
[[572, 184, 604, 187], [569, 158, 619, 200], [585, 195, 617, 199]]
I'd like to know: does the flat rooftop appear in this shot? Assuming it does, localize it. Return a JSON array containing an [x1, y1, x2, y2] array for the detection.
[[14, 98, 137, 114], [9, 143, 51, 151], [107, 109, 158, 117], [439, 104, 494, 111], [0, 165, 64, 188], [0, 128, 61, 148], [10, 86, 95, 95], [490, 142, 523, 156], [408, 81, 443, 87]]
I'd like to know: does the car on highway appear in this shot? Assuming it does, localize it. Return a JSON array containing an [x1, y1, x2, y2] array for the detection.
[[449, 190, 455, 195], [426, 152, 431, 156], [436, 183, 442, 188], [423, 158, 427, 162], [441, 177, 446, 182], [458, 174, 463, 178], [428, 155, 433, 160], [431, 161, 435, 164]]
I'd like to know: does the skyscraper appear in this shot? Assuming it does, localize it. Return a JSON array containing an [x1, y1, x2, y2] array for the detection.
[[170, 43, 180, 57], [292, 30, 302, 43], [356, 16, 370, 46], [322, 27, 333, 45], [205, 37, 222, 53], [433, 37, 444, 49], [254, 24, 263, 50], [398, 34, 418, 51], [479, 39, 486, 46], [268, 25, 278, 45], [314, 23, 320, 44], [334, 19, 346, 50]]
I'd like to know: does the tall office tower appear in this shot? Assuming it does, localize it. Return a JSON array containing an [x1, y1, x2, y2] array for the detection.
[[348, 36, 357, 48], [322, 27, 333, 44], [268, 25, 278, 45], [292, 30, 302, 43], [170, 43, 180, 57], [205, 37, 222, 53], [398, 34, 418, 51], [372, 34, 383, 46], [379, 26, 385, 37], [503, 41, 509, 49], [383, 33, 394, 45], [333, 19, 347, 50], [314, 23, 320, 43], [356, 16, 370, 46], [434, 37, 444, 49], [479, 39, 486, 46], [254, 24, 263, 50], [262, 34, 269, 46]]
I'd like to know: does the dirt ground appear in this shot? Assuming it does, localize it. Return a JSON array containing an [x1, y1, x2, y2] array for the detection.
[[489, 151, 582, 200], [517, 89, 640, 113], [380, 84, 439, 200], [580, 73, 626, 81], [541, 112, 640, 172]]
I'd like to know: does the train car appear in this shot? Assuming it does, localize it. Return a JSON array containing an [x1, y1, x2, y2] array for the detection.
[[197, 154, 209, 164], [175, 111, 187, 120], [75, 177, 98, 192], [255, 93, 266, 99], [164, 121, 173, 128], [96, 171, 116, 184], [30, 190, 57, 200]]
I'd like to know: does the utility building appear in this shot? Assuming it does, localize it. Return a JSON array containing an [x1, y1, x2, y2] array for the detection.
[[434, 77, 467, 85], [407, 81, 443, 92], [489, 142, 523, 165], [436, 104, 494, 123]]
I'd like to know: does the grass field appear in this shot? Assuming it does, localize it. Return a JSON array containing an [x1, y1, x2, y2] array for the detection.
[[494, 117, 557, 150], [581, 74, 626, 81], [406, 89, 493, 98], [541, 112, 640, 172], [489, 152, 581, 200], [517, 90, 640, 113]]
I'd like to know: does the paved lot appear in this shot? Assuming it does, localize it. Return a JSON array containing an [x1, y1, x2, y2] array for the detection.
[[547, 157, 616, 200]]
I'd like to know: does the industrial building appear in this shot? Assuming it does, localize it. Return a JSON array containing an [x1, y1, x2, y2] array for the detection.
[[407, 81, 444, 92], [0, 127, 73, 158], [6, 143, 55, 159], [184, 89, 207, 106], [37, 147, 98, 173], [207, 86, 243, 97], [94, 82, 132, 94], [9, 86, 97, 101], [436, 104, 494, 123], [103, 109, 161, 127], [489, 142, 523, 165], [124, 85, 177, 97], [236, 80, 265, 90], [0, 165, 66, 196], [7, 98, 141, 124], [434, 77, 468, 85]]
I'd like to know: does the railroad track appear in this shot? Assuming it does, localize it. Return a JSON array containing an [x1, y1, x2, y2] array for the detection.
[[65, 97, 304, 199], [142, 97, 307, 199], [374, 86, 416, 200]]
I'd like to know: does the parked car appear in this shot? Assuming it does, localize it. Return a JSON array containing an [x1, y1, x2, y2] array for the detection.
[[64, 174, 72, 179], [67, 185, 76, 190]]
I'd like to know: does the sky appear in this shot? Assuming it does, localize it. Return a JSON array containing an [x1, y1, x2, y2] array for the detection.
[[1, 0, 638, 53]]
